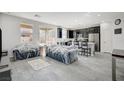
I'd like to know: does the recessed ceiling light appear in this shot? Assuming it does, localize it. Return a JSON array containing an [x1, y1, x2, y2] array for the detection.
[[34, 14, 41, 18]]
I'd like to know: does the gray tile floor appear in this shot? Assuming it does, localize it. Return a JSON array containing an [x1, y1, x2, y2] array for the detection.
[[1, 53, 124, 81]]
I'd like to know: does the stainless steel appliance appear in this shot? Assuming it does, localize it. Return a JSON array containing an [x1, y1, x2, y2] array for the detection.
[[89, 33, 100, 52]]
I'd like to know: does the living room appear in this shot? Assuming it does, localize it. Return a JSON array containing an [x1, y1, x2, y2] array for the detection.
[[0, 12, 124, 81], [1, 0, 124, 93]]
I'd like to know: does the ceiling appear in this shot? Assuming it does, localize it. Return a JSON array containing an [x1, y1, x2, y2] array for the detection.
[[4, 12, 124, 29]]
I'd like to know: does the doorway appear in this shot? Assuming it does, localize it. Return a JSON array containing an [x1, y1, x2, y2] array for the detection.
[[101, 23, 112, 53]]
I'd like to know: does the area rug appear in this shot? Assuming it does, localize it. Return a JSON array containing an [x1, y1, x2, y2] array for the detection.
[[28, 59, 50, 70]]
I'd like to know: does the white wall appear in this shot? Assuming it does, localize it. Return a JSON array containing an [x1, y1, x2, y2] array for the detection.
[[0, 14, 21, 50], [101, 17, 124, 53], [0, 13, 56, 50], [100, 22, 113, 53], [112, 18, 124, 50]]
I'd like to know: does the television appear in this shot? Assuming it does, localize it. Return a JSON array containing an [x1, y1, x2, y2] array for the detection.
[[0, 28, 1, 61], [114, 28, 122, 34]]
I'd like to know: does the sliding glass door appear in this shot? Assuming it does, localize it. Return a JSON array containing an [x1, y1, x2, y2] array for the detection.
[[39, 29, 46, 43], [39, 28, 56, 45]]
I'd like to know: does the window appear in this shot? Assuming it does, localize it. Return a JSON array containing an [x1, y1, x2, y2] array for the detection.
[[20, 23, 33, 43], [39, 28, 55, 45]]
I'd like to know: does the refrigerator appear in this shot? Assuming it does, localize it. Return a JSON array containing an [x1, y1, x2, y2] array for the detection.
[[89, 33, 100, 52]]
